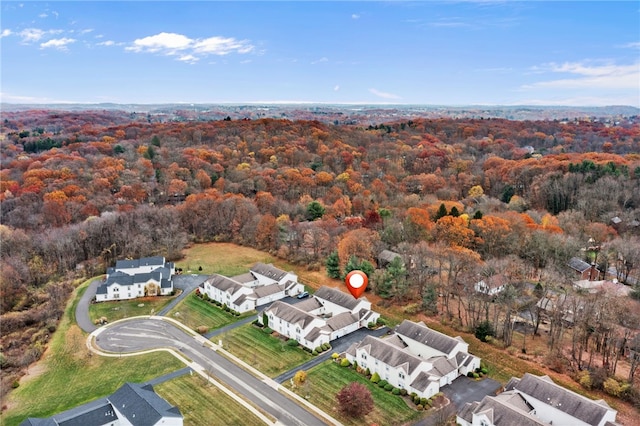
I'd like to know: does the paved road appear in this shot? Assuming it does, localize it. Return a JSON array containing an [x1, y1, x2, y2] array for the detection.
[[76, 278, 100, 333], [94, 318, 328, 426], [441, 376, 501, 409], [157, 274, 208, 316]]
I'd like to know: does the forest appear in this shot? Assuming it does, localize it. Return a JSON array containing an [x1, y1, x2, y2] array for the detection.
[[1, 109, 640, 409]]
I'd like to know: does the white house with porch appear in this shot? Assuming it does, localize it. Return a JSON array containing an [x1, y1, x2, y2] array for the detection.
[[258, 286, 380, 350], [95, 256, 175, 302], [198, 263, 304, 313], [345, 320, 480, 398]]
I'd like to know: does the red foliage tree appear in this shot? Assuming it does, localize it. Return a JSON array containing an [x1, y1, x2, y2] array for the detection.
[[336, 382, 373, 418]]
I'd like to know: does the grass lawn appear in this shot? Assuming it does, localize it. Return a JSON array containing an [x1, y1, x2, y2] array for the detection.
[[88, 295, 176, 323], [220, 324, 312, 377], [155, 374, 268, 426], [166, 293, 253, 331], [3, 280, 184, 426], [177, 242, 278, 276], [286, 360, 425, 426]]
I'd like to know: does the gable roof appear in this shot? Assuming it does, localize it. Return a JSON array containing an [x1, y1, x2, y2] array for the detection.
[[266, 300, 316, 329], [251, 262, 288, 281], [116, 256, 166, 270], [379, 249, 402, 264], [109, 382, 182, 424], [462, 392, 545, 426], [476, 273, 509, 290], [253, 283, 285, 298], [506, 373, 614, 426], [395, 320, 461, 355], [314, 286, 361, 310], [205, 274, 244, 295], [356, 335, 424, 375], [326, 312, 358, 331], [293, 297, 323, 312], [568, 257, 593, 273]]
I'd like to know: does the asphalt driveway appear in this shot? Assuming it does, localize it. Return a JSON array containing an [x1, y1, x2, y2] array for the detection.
[[441, 375, 502, 409]]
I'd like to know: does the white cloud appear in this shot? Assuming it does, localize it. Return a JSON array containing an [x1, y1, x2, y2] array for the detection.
[[524, 61, 640, 90], [352, 14, 360, 19], [19, 28, 46, 42], [126, 32, 254, 61], [369, 88, 401, 100], [311, 57, 328, 64], [40, 37, 76, 50], [97, 40, 115, 46], [334, 85, 340, 91], [39, 13, 48, 18], [1, 29, 12, 38], [621, 41, 640, 49]]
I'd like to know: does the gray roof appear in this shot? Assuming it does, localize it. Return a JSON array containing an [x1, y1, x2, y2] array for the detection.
[[506, 374, 613, 426], [233, 294, 248, 306], [465, 393, 545, 426], [428, 356, 458, 378], [231, 272, 255, 284], [326, 312, 358, 331], [160, 278, 172, 289], [19, 383, 180, 426], [314, 286, 361, 310], [356, 335, 424, 375], [206, 274, 243, 295], [410, 371, 437, 392], [396, 320, 461, 355], [116, 256, 166, 270], [305, 326, 329, 343], [568, 257, 592, 273], [379, 249, 402, 264], [293, 297, 323, 312], [266, 300, 316, 329], [109, 382, 182, 425], [253, 283, 285, 299], [251, 262, 288, 281]]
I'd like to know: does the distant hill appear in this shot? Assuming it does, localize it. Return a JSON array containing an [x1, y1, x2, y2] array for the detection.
[[2, 103, 638, 123]]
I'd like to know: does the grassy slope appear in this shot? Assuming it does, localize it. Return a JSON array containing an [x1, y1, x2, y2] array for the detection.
[[221, 325, 312, 378], [88, 296, 175, 323], [2, 279, 183, 426], [155, 375, 265, 426], [288, 361, 424, 426], [166, 293, 253, 331]]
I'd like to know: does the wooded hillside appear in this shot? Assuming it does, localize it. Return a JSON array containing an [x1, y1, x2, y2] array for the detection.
[[1, 110, 639, 407]]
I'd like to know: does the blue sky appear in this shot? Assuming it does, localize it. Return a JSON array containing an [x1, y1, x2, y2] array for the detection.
[[2, 1, 639, 106]]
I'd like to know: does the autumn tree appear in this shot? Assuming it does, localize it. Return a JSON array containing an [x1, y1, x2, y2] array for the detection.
[[336, 382, 373, 418]]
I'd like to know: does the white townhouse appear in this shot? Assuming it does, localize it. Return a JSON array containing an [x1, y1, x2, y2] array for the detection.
[[345, 320, 480, 398], [258, 286, 380, 350], [474, 273, 509, 296], [457, 373, 619, 426], [198, 263, 304, 313], [95, 256, 175, 302]]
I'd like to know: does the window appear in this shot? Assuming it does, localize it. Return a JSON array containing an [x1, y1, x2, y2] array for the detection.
[[399, 372, 405, 379]]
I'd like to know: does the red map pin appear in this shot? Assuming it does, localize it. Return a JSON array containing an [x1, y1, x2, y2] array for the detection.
[[345, 270, 368, 298]]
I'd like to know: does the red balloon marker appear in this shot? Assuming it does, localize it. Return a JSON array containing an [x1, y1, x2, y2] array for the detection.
[[345, 270, 368, 298]]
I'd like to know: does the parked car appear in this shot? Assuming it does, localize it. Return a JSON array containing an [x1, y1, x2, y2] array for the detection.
[[297, 291, 309, 299]]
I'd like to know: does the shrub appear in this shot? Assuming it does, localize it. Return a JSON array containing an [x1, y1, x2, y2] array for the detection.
[[378, 380, 388, 388], [474, 320, 494, 342], [481, 367, 488, 374], [403, 303, 420, 315], [312, 350, 318, 356], [315, 346, 323, 353], [376, 317, 386, 326], [392, 388, 401, 395], [287, 339, 299, 347], [340, 358, 351, 367], [11, 381, 19, 389], [367, 322, 375, 329], [322, 343, 330, 351], [400, 389, 407, 396], [416, 404, 423, 411], [473, 372, 479, 379], [413, 396, 420, 405], [331, 352, 340, 359], [365, 368, 370, 377], [467, 371, 475, 378], [196, 325, 208, 334], [263, 327, 273, 334], [420, 397, 428, 406], [578, 370, 592, 390], [384, 384, 393, 391], [370, 372, 380, 383], [603, 378, 623, 397]]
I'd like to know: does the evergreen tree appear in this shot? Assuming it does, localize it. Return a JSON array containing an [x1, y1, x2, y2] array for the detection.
[[435, 203, 448, 220], [326, 251, 341, 279], [449, 206, 460, 217]]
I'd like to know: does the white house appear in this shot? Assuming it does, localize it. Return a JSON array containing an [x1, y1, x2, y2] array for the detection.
[[345, 320, 480, 399], [474, 273, 508, 296], [198, 263, 304, 313], [258, 286, 380, 350], [457, 373, 619, 426], [95, 256, 175, 302], [21, 382, 183, 426]]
